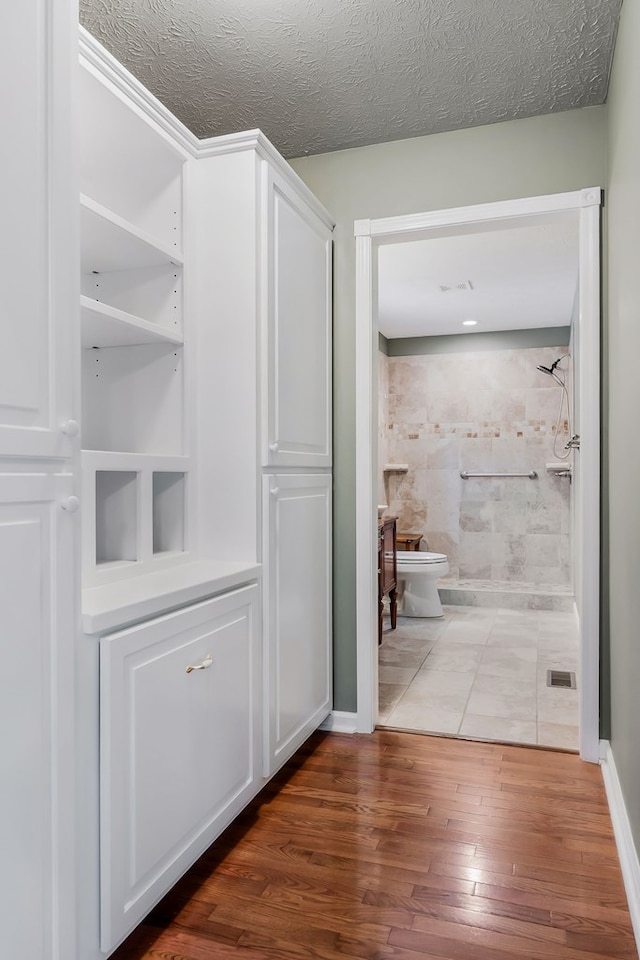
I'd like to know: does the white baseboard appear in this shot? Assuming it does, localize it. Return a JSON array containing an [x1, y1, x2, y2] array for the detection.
[[319, 711, 358, 734], [600, 739, 640, 949]]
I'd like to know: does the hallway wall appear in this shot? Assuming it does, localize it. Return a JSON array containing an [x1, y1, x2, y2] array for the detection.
[[291, 106, 607, 712], [606, 0, 640, 862]]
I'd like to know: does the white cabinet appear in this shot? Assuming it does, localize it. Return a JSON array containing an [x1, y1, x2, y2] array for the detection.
[[69, 32, 333, 960], [188, 145, 333, 780], [260, 169, 333, 775], [1, 12, 334, 960], [0, 5, 78, 959], [188, 140, 333, 557], [263, 475, 332, 776], [262, 166, 332, 469], [99, 585, 260, 951], [0, 472, 77, 959], [0, 5, 77, 462], [79, 40, 191, 588]]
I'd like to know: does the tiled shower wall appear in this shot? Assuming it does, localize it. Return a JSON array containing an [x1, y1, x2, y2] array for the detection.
[[380, 345, 572, 588]]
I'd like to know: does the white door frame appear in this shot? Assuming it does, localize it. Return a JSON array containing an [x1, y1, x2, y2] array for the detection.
[[354, 188, 602, 763]]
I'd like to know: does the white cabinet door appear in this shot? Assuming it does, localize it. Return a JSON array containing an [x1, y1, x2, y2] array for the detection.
[[100, 585, 260, 952], [262, 165, 332, 468], [263, 475, 331, 776], [0, 471, 77, 960], [0, 8, 78, 957], [0, 3, 77, 460]]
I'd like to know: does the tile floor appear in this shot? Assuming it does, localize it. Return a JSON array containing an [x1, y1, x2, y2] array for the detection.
[[378, 604, 579, 749]]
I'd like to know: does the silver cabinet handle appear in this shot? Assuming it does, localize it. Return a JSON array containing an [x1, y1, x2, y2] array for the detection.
[[269, 442, 279, 453], [185, 654, 213, 674], [271, 487, 280, 497], [60, 419, 80, 437], [61, 496, 80, 512]]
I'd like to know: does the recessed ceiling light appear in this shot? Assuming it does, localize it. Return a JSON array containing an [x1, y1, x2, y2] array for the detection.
[[462, 319, 478, 326]]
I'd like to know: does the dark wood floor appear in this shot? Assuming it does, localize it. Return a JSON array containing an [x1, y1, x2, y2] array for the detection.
[[111, 730, 638, 960]]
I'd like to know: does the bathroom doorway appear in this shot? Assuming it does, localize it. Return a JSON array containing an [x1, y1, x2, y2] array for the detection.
[[354, 190, 602, 762]]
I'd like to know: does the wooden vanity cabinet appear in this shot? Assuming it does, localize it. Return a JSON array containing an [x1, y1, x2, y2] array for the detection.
[[378, 516, 397, 643]]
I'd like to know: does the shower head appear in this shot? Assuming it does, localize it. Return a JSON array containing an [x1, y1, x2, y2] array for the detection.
[[537, 356, 564, 374], [536, 357, 565, 386]]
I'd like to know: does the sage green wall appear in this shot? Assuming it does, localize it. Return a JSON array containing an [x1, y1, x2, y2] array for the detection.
[[606, 0, 640, 850], [291, 106, 607, 713], [386, 327, 571, 357]]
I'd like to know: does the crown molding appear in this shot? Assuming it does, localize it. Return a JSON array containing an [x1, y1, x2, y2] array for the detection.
[[79, 26, 199, 159], [193, 128, 264, 160], [193, 129, 334, 229], [78, 29, 334, 230]]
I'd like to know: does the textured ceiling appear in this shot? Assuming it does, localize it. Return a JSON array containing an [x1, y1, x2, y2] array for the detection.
[[79, 0, 622, 159]]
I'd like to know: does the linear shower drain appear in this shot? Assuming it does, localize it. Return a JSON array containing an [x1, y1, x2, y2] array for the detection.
[[546, 669, 576, 689]]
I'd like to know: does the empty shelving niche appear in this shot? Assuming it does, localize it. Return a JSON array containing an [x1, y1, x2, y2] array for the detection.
[[152, 472, 185, 555], [81, 267, 183, 347], [78, 61, 185, 251], [95, 471, 138, 566], [82, 343, 184, 455], [80, 196, 184, 339]]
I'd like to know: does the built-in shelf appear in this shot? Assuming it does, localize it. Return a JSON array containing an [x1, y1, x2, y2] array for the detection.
[[81, 334, 185, 455], [95, 471, 138, 565], [82, 450, 189, 471], [153, 472, 185, 554], [82, 559, 262, 634], [79, 51, 185, 252], [546, 462, 572, 478], [81, 194, 184, 273], [82, 452, 191, 587], [80, 296, 183, 348]]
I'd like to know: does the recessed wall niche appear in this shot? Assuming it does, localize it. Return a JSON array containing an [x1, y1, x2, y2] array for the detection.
[[95, 471, 138, 565]]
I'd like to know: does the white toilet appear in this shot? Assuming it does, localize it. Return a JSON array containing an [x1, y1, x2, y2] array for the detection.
[[397, 550, 449, 618]]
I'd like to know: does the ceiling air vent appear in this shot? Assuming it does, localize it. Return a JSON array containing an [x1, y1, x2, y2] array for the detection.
[[438, 280, 475, 293]]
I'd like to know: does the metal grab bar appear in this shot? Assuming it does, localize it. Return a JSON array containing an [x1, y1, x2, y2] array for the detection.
[[460, 470, 538, 480]]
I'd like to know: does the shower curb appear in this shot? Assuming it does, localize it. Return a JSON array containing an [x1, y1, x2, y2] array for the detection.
[[439, 585, 574, 612]]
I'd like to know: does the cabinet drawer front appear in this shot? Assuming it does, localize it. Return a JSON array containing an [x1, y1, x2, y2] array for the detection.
[[100, 585, 259, 951]]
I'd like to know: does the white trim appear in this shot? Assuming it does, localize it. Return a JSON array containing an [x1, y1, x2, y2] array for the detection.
[[600, 740, 640, 950], [359, 188, 601, 239], [354, 190, 602, 761], [51, 6, 80, 958], [319, 711, 359, 734], [197, 129, 334, 229], [577, 199, 602, 762], [355, 232, 379, 733], [194, 128, 264, 159], [78, 29, 335, 231], [79, 28, 197, 159]]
